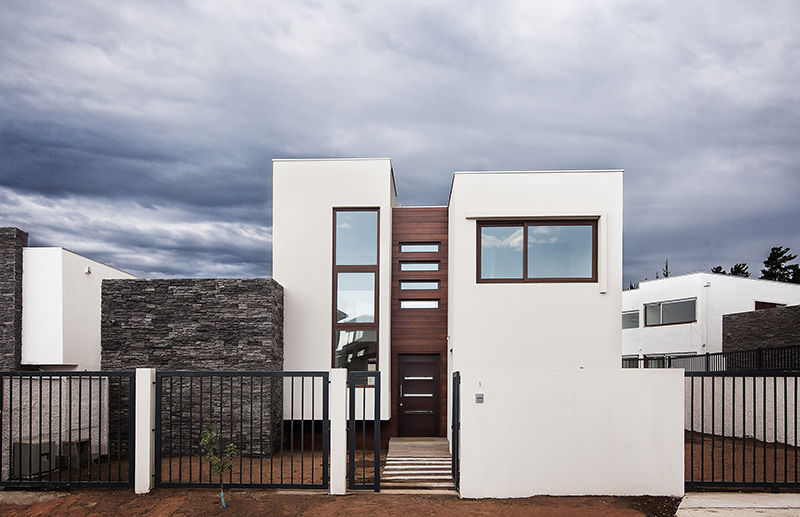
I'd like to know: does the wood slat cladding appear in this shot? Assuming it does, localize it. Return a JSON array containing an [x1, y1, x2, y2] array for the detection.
[[390, 207, 448, 437]]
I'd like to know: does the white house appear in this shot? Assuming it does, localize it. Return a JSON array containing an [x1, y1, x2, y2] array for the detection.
[[22, 247, 137, 370], [273, 158, 684, 498], [622, 273, 800, 358]]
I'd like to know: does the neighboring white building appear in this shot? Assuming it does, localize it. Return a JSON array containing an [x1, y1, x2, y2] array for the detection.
[[22, 247, 137, 371], [274, 159, 684, 498], [622, 272, 800, 357]]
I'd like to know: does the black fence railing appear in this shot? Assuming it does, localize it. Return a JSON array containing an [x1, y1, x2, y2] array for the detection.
[[0, 371, 135, 488], [623, 344, 800, 372], [686, 372, 800, 488], [155, 371, 328, 489], [451, 371, 460, 491], [348, 371, 381, 491]]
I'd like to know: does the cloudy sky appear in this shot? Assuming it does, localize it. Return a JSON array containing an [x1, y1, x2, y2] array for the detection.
[[1, 1, 798, 287]]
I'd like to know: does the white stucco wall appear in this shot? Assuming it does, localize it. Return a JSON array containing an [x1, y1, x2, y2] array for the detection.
[[21, 248, 136, 370], [272, 158, 395, 419], [458, 368, 684, 498], [622, 273, 800, 356], [448, 170, 624, 372]]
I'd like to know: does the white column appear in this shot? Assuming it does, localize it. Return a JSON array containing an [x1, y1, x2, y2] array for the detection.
[[329, 368, 347, 495], [135, 368, 156, 494]]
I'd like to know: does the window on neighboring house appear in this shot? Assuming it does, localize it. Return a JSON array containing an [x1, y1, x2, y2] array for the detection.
[[755, 301, 785, 310], [478, 219, 598, 282], [400, 243, 439, 253], [622, 310, 639, 329], [333, 208, 378, 372], [644, 298, 696, 326]]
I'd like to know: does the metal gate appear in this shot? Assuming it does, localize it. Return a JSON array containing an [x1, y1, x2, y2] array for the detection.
[[0, 371, 135, 488], [155, 371, 328, 489], [451, 371, 460, 490], [685, 371, 800, 489], [347, 370, 380, 491]]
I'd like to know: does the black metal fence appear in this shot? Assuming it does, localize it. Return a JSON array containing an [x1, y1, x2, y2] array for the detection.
[[685, 371, 800, 489], [0, 371, 135, 488], [348, 371, 380, 491], [451, 371, 460, 491], [155, 371, 328, 489], [623, 344, 800, 372]]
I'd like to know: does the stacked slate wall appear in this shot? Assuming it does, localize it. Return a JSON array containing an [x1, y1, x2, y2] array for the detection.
[[0, 228, 28, 371], [101, 278, 284, 457], [723, 304, 800, 353]]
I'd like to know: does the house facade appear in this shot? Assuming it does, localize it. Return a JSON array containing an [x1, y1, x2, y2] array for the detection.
[[622, 273, 800, 358]]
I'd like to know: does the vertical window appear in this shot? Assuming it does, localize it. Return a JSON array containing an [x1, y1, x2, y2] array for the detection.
[[333, 209, 379, 371], [478, 219, 597, 282]]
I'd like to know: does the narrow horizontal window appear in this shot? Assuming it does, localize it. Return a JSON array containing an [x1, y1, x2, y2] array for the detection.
[[400, 281, 439, 291], [644, 298, 696, 326], [400, 243, 439, 253], [400, 262, 439, 272], [622, 310, 639, 329], [400, 299, 439, 309]]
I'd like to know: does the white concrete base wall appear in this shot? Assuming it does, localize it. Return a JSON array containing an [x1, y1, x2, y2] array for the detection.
[[458, 368, 684, 498], [134, 368, 155, 494]]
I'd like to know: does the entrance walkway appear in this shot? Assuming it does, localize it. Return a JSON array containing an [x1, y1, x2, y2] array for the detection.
[[677, 492, 800, 516], [381, 438, 455, 490]]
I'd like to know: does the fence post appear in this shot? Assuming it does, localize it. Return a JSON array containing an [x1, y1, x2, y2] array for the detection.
[[757, 348, 763, 370], [329, 368, 347, 495], [135, 368, 155, 494], [705, 353, 710, 372]]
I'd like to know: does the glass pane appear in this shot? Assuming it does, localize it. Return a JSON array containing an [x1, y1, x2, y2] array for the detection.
[[400, 300, 439, 309], [336, 272, 375, 323], [333, 330, 377, 371], [335, 210, 378, 265], [400, 243, 439, 253], [662, 299, 695, 324], [527, 225, 593, 279], [481, 226, 523, 279], [400, 281, 439, 290], [645, 303, 661, 326], [400, 262, 439, 271], [622, 311, 639, 329]]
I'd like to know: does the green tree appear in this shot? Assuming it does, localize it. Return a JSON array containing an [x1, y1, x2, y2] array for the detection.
[[729, 262, 750, 277], [661, 258, 671, 278], [760, 246, 800, 283], [200, 419, 238, 508], [711, 265, 726, 274]]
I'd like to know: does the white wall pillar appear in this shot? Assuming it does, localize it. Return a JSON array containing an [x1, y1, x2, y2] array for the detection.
[[135, 368, 155, 494], [329, 368, 347, 495]]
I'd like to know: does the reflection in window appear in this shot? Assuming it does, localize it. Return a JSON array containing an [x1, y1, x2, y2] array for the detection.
[[400, 262, 439, 272], [527, 225, 593, 279], [480, 226, 523, 279], [400, 281, 439, 290], [400, 300, 439, 309], [400, 243, 439, 253], [335, 210, 378, 265], [336, 272, 375, 323], [334, 330, 377, 370]]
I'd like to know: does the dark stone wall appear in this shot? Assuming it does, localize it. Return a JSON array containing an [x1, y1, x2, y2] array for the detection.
[[0, 227, 28, 371], [101, 278, 284, 457], [723, 304, 800, 352]]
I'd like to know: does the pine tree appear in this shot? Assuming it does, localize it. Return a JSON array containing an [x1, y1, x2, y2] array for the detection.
[[760, 246, 800, 282], [729, 262, 750, 277], [662, 258, 671, 278], [711, 265, 726, 274]]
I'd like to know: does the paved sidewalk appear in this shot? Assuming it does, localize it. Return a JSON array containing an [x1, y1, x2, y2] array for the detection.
[[678, 492, 800, 516]]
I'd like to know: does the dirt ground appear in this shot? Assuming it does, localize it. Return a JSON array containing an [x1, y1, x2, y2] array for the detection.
[[0, 489, 681, 517]]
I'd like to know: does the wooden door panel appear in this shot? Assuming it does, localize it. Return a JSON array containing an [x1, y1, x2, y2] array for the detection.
[[398, 354, 440, 437]]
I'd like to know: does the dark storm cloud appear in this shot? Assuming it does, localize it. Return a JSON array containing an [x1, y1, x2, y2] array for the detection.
[[0, 1, 798, 283]]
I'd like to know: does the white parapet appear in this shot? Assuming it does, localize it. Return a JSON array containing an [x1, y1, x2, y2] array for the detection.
[[329, 368, 347, 495], [135, 368, 155, 494]]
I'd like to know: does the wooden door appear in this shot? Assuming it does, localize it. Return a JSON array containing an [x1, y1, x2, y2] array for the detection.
[[398, 354, 440, 437]]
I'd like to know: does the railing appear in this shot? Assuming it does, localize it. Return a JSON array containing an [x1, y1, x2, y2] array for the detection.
[[685, 371, 800, 488], [622, 344, 800, 372], [347, 371, 381, 491], [155, 371, 329, 489], [0, 371, 135, 488], [451, 371, 460, 490]]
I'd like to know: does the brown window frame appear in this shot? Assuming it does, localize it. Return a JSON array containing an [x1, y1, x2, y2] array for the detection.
[[643, 298, 697, 327], [332, 208, 380, 374], [476, 218, 598, 283]]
